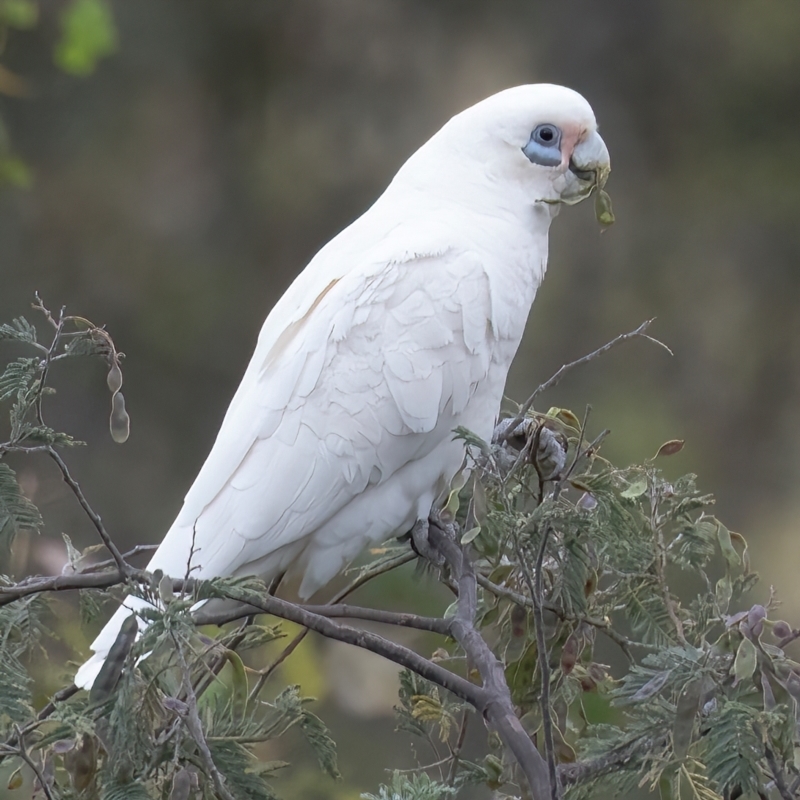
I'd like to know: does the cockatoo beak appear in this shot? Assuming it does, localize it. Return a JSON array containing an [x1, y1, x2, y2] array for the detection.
[[567, 130, 611, 189], [552, 129, 610, 206]]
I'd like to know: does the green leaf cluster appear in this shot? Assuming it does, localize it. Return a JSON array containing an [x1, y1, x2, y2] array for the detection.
[[3, 301, 800, 800]]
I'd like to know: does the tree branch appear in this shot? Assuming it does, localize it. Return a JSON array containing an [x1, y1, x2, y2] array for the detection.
[[514, 526, 559, 800], [246, 550, 416, 702], [45, 447, 132, 577], [0, 569, 129, 606], [168, 636, 236, 800], [498, 319, 669, 443], [196, 601, 452, 635], [205, 582, 486, 710], [421, 517, 552, 800], [764, 741, 794, 800]]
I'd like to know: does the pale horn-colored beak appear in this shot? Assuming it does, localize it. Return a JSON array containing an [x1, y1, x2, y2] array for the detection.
[[569, 130, 611, 190], [552, 130, 612, 215]]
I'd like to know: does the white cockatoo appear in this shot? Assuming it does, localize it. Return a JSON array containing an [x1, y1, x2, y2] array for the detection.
[[75, 84, 610, 689]]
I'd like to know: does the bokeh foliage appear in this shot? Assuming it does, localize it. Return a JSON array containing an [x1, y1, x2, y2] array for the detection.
[[2, 3, 800, 797], [0, 0, 115, 186], [3, 302, 800, 800]]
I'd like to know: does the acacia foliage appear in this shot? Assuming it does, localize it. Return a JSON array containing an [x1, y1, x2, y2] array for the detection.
[[1, 299, 799, 800]]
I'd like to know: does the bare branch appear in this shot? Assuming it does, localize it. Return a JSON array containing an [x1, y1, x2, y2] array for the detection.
[[196, 601, 451, 635], [207, 581, 485, 710], [0, 568, 134, 606], [7, 726, 56, 800], [499, 319, 667, 443], [169, 637, 236, 800], [81, 544, 158, 573], [422, 517, 551, 800], [46, 447, 132, 577]]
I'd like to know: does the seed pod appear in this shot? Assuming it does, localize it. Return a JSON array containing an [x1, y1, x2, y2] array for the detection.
[[655, 439, 684, 458], [158, 573, 175, 605], [106, 363, 123, 394], [584, 569, 598, 597], [170, 769, 192, 800], [560, 631, 580, 676], [510, 603, 527, 638], [773, 620, 792, 639], [63, 733, 96, 792], [109, 391, 130, 443], [89, 614, 138, 706]]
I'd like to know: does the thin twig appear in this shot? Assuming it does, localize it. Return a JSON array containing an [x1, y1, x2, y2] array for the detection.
[[247, 628, 307, 704], [764, 742, 794, 800], [446, 709, 470, 786], [474, 573, 636, 661], [558, 733, 668, 787], [499, 320, 668, 443], [0, 686, 80, 766], [10, 726, 56, 800], [649, 471, 688, 647], [46, 447, 131, 577], [516, 405, 595, 800], [34, 304, 64, 427], [82, 544, 159, 573], [170, 636, 236, 800], [515, 527, 559, 800]]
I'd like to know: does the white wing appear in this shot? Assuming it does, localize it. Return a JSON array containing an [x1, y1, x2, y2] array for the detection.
[[154, 242, 494, 581], [75, 224, 498, 688]]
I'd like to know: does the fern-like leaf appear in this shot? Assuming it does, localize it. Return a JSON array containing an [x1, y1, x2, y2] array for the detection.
[[273, 685, 340, 779], [362, 771, 457, 800], [0, 462, 44, 553], [623, 583, 678, 648], [703, 701, 764, 797], [0, 317, 37, 344], [208, 740, 280, 800], [99, 779, 154, 800], [0, 357, 38, 402], [0, 650, 33, 729]]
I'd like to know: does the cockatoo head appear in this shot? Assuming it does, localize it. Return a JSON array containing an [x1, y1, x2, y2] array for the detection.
[[427, 84, 610, 211]]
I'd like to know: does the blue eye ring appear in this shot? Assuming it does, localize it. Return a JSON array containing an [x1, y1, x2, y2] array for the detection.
[[522, 124, 563, 167], [532, 123, 560, 147]]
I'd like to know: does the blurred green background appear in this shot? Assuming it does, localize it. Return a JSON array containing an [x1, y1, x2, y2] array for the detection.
[[2, 1, 800, 797]]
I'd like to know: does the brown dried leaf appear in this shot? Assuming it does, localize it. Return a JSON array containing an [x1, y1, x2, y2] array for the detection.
[[654, 439, 685, 458]]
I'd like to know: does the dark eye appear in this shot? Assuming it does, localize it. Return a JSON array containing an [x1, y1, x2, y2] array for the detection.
[[522, 124, 563, 166], [532, 123, 560, 147]]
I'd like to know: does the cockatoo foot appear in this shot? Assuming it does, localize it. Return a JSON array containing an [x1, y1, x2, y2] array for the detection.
[[409, 519, 445, 567]]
